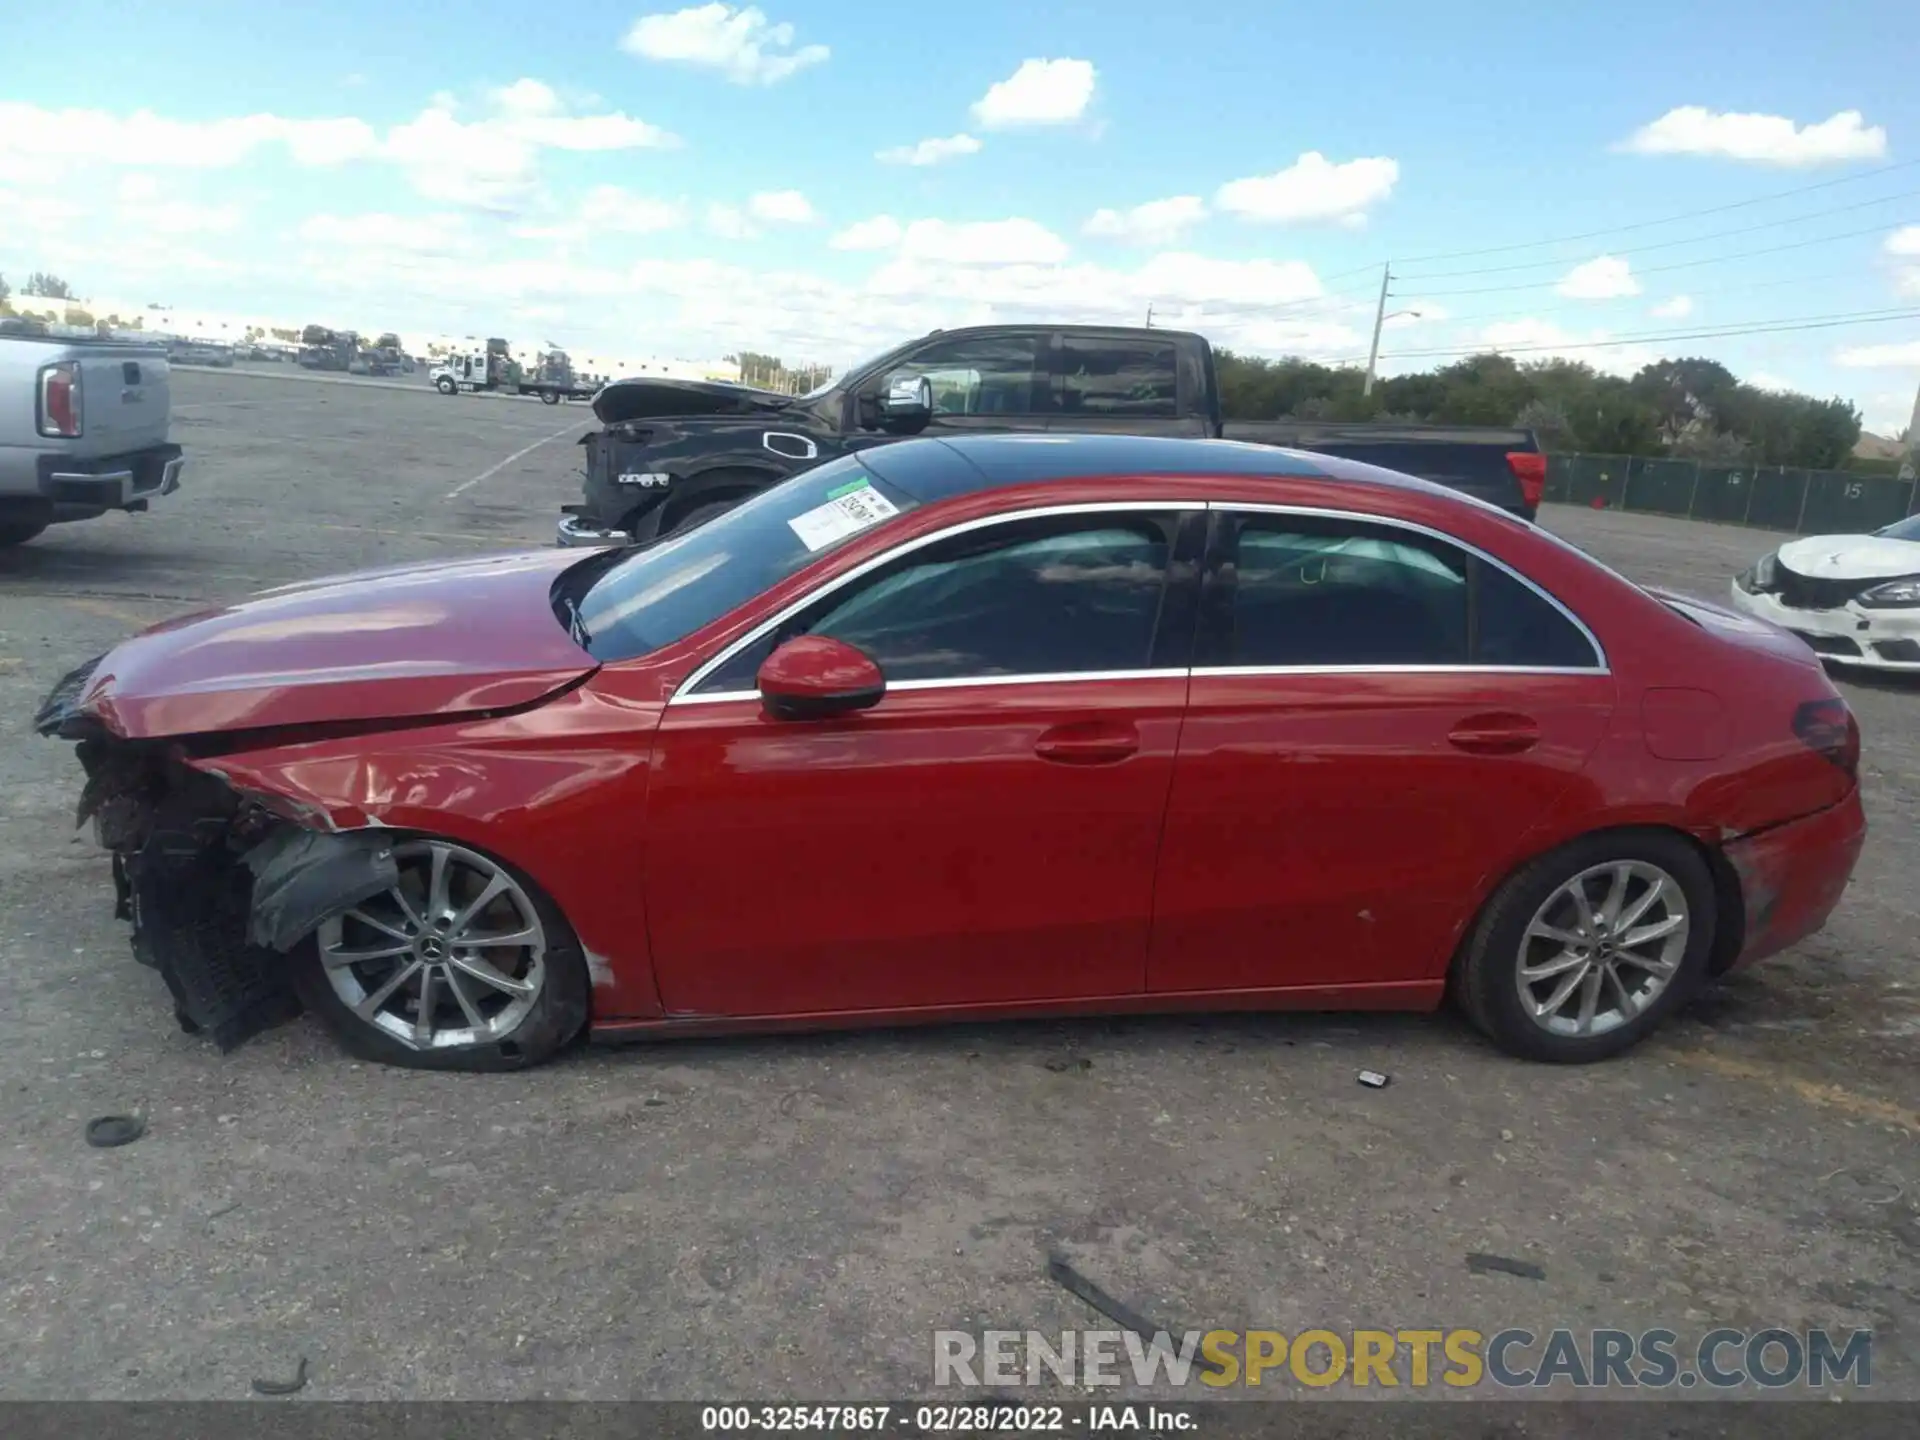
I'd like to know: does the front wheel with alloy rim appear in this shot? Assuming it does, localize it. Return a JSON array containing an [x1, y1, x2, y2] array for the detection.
[[1453, 831, 1716, 1063], [289, 837, 588, 1070]]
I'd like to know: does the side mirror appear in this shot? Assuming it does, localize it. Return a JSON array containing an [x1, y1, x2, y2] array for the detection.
[[876, 372, 933, 432], [757, 636, 885, 721]]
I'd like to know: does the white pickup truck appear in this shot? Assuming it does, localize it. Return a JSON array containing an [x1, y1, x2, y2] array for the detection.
[[0, 327, 184, 546]]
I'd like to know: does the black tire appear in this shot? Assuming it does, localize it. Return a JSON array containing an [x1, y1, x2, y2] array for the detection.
[[0, 522, 48, 547], [1452, 829, 1716, 1063], [540, 389, 560, 405], [286, 841, 590, 1072], [665, 500, 740, 536], [435, 376, 457, 395]]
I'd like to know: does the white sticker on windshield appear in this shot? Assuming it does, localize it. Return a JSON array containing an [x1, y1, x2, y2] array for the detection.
[[787, 478, 900, 551]]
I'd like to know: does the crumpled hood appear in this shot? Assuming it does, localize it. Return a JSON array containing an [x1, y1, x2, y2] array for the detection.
[[592, 375, 795, 424], [75, 549, 596, 740], [1777, 533, 1920, 581]]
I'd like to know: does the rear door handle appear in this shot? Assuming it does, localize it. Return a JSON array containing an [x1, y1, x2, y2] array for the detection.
[[1036, 720, 1139, 765], [1448, 712, 1540, 755]]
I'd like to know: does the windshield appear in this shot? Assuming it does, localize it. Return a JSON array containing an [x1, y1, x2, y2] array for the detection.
[[1876, 514, 1920, 542], [570, 456, 918, 662]]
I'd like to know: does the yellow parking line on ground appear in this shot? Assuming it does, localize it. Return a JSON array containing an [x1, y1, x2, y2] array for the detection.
[[65, 597, 169, 626], [312, 523, 505, 544], [1675, 1048, 1919, 1134], [0, 657, 21, 673]]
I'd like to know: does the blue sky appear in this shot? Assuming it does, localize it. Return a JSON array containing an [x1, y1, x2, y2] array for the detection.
[[3, 0, 1918, 431]]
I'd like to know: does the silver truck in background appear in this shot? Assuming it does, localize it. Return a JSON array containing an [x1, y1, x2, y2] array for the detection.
[[0, 327, 184, 547]]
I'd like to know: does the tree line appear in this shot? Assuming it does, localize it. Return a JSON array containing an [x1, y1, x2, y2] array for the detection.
[[1216, 350, 1867, 470]]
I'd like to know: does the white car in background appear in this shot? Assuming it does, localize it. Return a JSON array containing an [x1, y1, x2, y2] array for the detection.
[[1731, 513, 1920, 671]]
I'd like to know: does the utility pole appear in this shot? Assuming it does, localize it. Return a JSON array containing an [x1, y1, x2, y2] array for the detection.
[[1362, 262, 1391, 397], [1145, 303, 1155, 328]]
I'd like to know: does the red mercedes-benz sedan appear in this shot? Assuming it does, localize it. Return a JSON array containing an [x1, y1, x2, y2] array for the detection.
[[36, 434, 1865, 1071]]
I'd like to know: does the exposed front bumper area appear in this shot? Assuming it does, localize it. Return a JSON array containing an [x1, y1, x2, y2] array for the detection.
[[1723, 790, 1867, 972], [556, 506, 633, 548], [1728, 580, 1920, 670]]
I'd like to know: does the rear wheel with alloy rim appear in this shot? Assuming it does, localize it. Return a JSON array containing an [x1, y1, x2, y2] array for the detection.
[[290, 837, 588, 1070], [1454, 831, 1715, 1062]]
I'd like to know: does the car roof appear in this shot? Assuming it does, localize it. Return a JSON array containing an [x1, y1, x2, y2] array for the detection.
[[859, 432, 1504, 519]]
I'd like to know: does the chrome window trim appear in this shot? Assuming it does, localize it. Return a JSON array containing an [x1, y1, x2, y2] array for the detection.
[[671, 501, 1205, 702], [1216, 501, 1610, 673], [675, 668, 1193, 706], [668, 498, 1609, 705]]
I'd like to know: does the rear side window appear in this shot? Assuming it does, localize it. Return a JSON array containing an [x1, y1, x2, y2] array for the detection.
[[1225, 518, 1470, 666], [1059, 336, 1179, 418], [1472, 560, 1600, 668], [1214, 513, 1600, 670]]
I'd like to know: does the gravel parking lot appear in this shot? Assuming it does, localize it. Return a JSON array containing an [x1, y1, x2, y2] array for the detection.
[[0, 367, 1913, 1403]]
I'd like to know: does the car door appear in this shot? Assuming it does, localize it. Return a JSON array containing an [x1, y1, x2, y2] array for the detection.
[[868, 330, 1059, 436], [642, 504, 1206, 1018], [1146, 506, 1615, 996], [1055, 332, 1214, 438]]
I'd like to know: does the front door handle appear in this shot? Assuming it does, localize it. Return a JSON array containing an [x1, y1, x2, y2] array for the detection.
[[1035, 720, 1139, 765], [1448, 712, 1540, 755]]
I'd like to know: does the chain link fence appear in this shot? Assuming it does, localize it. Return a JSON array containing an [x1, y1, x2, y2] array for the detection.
[[1544, 455, 1917, 536]]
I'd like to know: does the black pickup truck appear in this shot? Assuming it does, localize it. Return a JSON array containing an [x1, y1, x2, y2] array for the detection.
[[556, 325, 1546, 546]]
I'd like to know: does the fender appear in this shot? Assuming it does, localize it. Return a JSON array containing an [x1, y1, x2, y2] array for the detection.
[[626, 463, 785, 541]]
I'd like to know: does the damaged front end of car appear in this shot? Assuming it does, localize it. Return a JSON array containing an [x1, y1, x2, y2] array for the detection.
[[35, 654, 399, 1052]]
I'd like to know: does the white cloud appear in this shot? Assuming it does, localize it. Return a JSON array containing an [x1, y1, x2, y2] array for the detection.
[[1556, 254, 1640, 300], [831, 215, 904, 251], [0, 89, 674, 216], [876, 133, 982, 166], [621, 4, 828, 85], [1619, 107, 1887, 166], [971, 58, 1097, 128], [898, 218, 1070, 265], [706, 203, 756, 240], [1084, 196, 1208, 246], [1887, 227, 1920, 257], [1214, 152, 1399, 226], [1650, 294, 1694, 319], [1835, 341, 1920, 368], [578, 185, 688, 234], [748, 189, 816, 224], [1746, 371, 1799, 392], [299, 212, 477, 254]]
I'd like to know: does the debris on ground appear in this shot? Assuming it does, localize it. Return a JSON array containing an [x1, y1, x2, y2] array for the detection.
[[251, 1356, 309, 1395], [1357, 1070, 1391, 1088], [1822, 1168, 1904, 1205], [1045, 1254, 1228, 1376], [84, 1115, 146, 1149], [1043, 1057, 1093, 1073], [1466, 1252, 1546, 1281], [203, 1200, 242, 1234]]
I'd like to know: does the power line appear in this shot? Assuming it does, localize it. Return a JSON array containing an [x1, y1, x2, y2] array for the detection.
[[1388, 158, 1920, 265], [1368, 306, 1920, 363], [1409, 219, 1913, 297], [1418, 266, 1864, 329], [1395, 187, 1920, 281]]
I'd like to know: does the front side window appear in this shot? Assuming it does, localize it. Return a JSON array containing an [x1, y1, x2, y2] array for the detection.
[[881, 334, 1048, 417], [1058, 336, 1178, 418], [1215, 513, 1599, 669], [696, 512, 1176, 692]]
